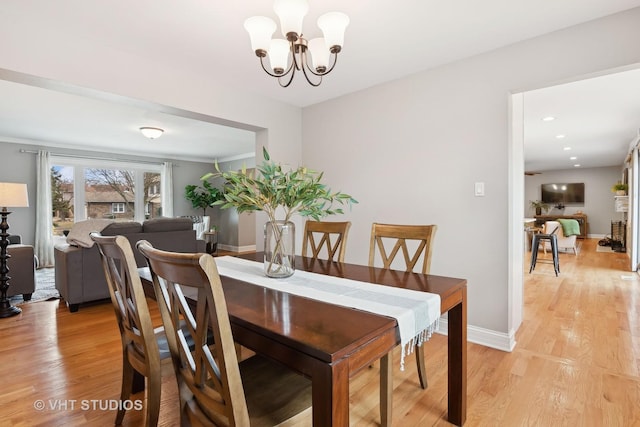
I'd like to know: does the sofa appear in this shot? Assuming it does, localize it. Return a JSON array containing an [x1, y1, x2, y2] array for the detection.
[[54, 217, 205, 312], [7, 240, 36, 301]]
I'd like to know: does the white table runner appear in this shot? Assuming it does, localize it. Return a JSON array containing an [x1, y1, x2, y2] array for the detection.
[[213, 256, 441, 370]]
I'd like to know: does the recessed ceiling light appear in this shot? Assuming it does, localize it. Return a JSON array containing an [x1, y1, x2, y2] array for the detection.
[[556, 134, 566, 139], [563, 147, 571, 151], [574, 164, 581, 167], [542, 116, 555, 121], [570, 156, 577, 160]]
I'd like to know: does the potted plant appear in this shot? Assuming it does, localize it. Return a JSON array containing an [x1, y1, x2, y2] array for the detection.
[[185, 181, 224, 236], [529, 200, 550, 216], [184, 180, 223, 217], [611, 182, 628, 195], [204, 148, 357, 278]]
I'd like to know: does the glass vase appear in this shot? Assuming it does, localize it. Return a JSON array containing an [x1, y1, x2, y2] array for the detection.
[[264, 220, 295, 278]]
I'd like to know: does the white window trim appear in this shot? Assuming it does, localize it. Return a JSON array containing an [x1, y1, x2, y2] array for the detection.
[[112, 202, 125, 214]]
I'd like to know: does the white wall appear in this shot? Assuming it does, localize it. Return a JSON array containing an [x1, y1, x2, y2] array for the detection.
[[302, 8, 640, 346], [524, 166, 625, 235]]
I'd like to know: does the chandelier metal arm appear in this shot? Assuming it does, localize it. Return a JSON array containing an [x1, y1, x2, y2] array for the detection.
[[277, 67, 297, 88], [299, 52, 322, 87]]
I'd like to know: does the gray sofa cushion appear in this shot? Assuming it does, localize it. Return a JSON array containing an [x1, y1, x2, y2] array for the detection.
[[55, 220, 205, 312], [102, 221, 143, 236], [143, 217, 193, 233]]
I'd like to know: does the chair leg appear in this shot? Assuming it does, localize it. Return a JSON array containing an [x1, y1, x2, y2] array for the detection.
[[380, 352, 392, 427], [145, 371, 162, 427], [415, 344, 428, 389], [117, 356, 135, 425], [529, 237, 540, 273]]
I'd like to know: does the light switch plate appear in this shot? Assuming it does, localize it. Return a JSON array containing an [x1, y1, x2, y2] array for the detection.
[[474, 182, 485, 196]]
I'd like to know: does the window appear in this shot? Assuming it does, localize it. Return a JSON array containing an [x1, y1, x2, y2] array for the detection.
[[50, 157, 164, 235], [112, 203, 125, 213], [51, 165, 74, 236]]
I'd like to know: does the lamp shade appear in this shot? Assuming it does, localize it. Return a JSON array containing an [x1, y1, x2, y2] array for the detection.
[[308, 37, 330, 71], [244, 16, 277, 53], [139, 127, 164, 139], [268, 39, 291, 73], [0, 183, 29, 208], [317, 12, 349, 50], [273, 0, 308, 37]]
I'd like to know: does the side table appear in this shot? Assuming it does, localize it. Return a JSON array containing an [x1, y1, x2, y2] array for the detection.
[[203, 231, 218, 255]]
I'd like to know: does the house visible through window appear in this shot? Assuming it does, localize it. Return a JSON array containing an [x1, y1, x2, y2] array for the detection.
[[50, 157, 163, 236]]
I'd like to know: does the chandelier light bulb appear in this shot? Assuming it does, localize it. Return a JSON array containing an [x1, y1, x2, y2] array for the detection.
[[308, 38, 329, 72], [244, 16, 277, 55], [268, 39, 291, 74], [317, 12, 349, 52], [273, 0, 309, 39]]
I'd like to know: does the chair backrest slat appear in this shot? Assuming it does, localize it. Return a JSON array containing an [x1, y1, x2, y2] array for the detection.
[[368, 223, 437, 274], [302, 220, 351, 262]]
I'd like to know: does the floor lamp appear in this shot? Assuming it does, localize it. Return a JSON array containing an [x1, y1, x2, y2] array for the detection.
[[0, 182, 29, 318]]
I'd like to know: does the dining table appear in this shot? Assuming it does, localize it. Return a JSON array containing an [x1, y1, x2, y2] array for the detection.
[[141, 252, 467, 426]]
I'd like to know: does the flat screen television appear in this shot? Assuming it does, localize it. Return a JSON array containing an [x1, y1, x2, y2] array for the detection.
[[541, 183, 585, 205]]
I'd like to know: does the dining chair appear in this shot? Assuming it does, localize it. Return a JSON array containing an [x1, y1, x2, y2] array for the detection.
[[91, 233, 165, 427], [368, 222, 438, 390], [136, 240, 313, 427], [301, 220, 351, 262]]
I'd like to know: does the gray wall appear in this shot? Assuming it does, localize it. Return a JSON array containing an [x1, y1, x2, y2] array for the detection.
[[301, 8, 640, 337], [0, 140, 214, 245], [524, 166, 626, 236]]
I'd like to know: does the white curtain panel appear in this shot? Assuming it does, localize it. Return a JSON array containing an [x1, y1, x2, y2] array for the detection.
[[161, 161, 174, 217], [35, 150, 55, 267]]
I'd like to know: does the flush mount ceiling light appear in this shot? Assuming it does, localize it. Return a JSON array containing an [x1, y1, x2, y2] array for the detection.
[[139, 127, 164, 139], [541, 116, 555, 121], [244, 0, 349, 87]]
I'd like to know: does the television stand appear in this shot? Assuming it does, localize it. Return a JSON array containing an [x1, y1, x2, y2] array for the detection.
[[534, 213, 588, 239]]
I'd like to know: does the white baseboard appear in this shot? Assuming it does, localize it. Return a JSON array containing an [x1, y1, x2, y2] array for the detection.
[[217, 244, 256, 253], [437, 318, 515, 352]]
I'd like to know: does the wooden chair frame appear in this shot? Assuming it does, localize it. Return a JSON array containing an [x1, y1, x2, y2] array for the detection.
[[92, 234, 161, 427], [368, 222, 438, 391], [302, 220, 351, 262]]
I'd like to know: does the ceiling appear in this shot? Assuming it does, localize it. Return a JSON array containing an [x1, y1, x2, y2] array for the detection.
[[524, 68, 640, 173], [1, 1, 640, 164]]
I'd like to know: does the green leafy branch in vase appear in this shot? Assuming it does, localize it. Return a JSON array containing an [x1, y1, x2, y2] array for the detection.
[[203, 148, 357, 273]]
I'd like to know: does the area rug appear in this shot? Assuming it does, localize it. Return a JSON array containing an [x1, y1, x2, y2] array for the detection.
[[11, 267, 60, 305], [596, 245, 615, 253]]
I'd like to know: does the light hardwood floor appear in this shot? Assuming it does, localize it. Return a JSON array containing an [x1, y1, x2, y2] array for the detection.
[[1, 239, 638, 426]]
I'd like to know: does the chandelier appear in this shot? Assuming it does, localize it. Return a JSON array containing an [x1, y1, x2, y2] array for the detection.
[[244, 0, 349, 87]]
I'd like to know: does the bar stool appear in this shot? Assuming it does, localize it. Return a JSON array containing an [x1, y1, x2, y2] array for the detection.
[[529, 232, 559, 276]]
